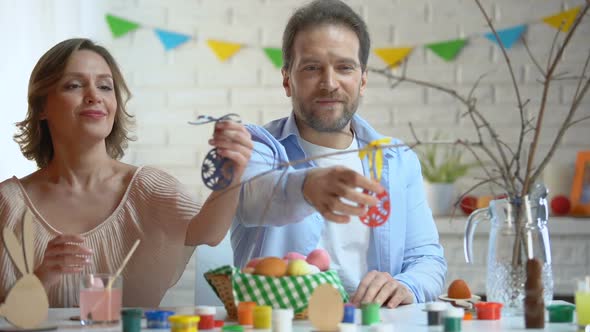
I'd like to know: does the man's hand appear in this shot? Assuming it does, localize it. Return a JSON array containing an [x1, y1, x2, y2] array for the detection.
[[302, 166, 384, 223], [351, 271, 414, 308]]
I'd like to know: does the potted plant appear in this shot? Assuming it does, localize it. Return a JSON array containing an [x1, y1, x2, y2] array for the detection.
[[418, 142, 474, 216]]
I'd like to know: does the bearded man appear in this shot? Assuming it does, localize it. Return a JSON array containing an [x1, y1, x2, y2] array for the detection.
[[231, 0, 446, 308]]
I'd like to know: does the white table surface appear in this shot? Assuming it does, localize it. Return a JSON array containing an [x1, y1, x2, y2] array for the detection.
[[0, 304, 587, 332]]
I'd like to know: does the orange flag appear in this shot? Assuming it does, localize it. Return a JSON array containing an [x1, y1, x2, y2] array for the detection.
[[374, 48, 413, 68], [542, 6, 581, 32]]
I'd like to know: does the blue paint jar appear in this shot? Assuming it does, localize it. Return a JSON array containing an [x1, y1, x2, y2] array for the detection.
[[342, 304, 356, 323], [145, 310, 175, 329]]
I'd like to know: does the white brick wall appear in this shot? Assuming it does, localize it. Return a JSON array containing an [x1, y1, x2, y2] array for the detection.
[[101, 0, 590, 305]]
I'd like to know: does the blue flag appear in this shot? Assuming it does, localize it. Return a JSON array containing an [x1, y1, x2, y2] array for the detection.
[[154, 29, 191, 50], [484, 25, 526, 49]]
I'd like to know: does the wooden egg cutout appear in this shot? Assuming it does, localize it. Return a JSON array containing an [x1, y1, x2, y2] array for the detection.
[[308, 284, 344, 331]]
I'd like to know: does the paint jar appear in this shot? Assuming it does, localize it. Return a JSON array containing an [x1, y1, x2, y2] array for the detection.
[[196, 306, 216, 330], [121, 308, 142, 332], [169, 315, 200, 332], [145, 310, 175, 328], [463, 311, 473, 320], [474, 302, 502, 320], [222, 325, 244, 332], [237, 301, 256, 326], [361, 303, 380, 326], [253, 305, 272, 329], [546, 304, 575, 323], [424, 302, 447, 326], [444, 307, 463, 332], [342, 304, 356, 323], [272, 308, 293, 332], [576, 276, 590, 328]]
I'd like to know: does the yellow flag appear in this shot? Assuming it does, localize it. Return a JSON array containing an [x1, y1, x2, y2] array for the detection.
[[542, 6, 581, 32], [207, 40, 242, 62], [374, 48, 413, 68], [358, 138, 392, 181]]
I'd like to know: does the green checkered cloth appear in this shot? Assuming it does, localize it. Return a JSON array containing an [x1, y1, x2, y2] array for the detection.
[[205, 265, 349, 314]]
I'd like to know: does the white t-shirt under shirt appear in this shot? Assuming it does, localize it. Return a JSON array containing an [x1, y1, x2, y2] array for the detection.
[[297, 134, 370, 295]]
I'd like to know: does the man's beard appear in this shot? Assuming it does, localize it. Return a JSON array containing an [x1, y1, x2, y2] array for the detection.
[[293, 95, 359, 133]]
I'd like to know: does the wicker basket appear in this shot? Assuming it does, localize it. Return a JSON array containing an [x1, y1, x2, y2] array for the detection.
[[206, 273, 239, 319], [204, 266, 347, 320], [205, 272, 309, 320]]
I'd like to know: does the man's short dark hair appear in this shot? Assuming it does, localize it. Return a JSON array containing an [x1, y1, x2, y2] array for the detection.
[[282, 0, 371, 72]]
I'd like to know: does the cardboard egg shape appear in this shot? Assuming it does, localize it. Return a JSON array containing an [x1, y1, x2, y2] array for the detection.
[[308, 284, 344, 331]]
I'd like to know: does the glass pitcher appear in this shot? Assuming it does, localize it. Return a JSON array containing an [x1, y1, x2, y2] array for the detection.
[[464, 185, 554, 314]]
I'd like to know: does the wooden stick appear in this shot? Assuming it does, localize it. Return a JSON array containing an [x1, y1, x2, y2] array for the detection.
[[85, 239, 141, 321], [107, 239, 140, 289]]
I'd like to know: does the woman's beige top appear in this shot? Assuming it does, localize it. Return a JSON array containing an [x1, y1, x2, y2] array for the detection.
[[0, 166, 200, 308]]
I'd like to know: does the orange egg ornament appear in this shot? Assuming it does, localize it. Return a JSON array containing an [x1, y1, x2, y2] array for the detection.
[[253, 257, 288, 277], [448, 279, 472, 299]]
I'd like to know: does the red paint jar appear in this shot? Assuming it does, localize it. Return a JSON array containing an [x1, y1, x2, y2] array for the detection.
[[196, 306, 216, 329], [474, 302, 503, 320]]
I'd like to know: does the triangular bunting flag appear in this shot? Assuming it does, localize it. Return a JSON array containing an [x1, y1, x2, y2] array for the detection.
[[542, 6, 581, 32], [207, 40, 242, 62], [154, 29, 191, 50], [426, 39, 467, 61], [263, 48, 283, 68], [374, 47, 413, 68], [484, 25, 526, 49], [105, 14, 139, 38]]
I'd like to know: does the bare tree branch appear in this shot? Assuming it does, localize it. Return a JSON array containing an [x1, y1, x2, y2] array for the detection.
[[566, 115, 590, 129], [546, 22, 563, 72], [574, 49, 590, 101], [456, 139, 498, 186], [530, 75, 590, 184], [409, 122, 420, 144], [448, 176, 505, 221], [370, 67, 514, 190], [468, 73, 489, 99], [522, 38, 546, 77], [542, 75, 588, 82], [473, 0, 526, 189], [523, 3, 590, 196]]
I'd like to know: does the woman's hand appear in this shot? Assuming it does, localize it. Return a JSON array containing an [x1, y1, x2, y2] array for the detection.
[[34, 234, 93, 290], [208, 120, 253, 178]]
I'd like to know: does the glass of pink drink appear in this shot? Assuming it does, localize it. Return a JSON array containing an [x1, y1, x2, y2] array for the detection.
[[80, 273, 122, 325]]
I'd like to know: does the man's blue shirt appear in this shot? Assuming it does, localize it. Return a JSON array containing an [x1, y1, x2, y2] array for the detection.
[[231, 112, 447, 302]]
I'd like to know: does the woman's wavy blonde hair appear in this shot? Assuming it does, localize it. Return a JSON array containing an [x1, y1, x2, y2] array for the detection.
[[14, 38, 134, 168]]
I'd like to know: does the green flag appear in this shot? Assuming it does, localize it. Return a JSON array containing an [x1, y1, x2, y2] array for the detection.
[[426, 39, 467, 61], [106, 14, 140, 38], [263, 48, 283, 68]]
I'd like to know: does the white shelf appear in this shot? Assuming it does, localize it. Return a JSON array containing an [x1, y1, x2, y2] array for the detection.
[[434, 216, 590, 235]]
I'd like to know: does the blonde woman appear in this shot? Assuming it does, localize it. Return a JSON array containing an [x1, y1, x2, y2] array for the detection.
[[0, 38, 252, 307]]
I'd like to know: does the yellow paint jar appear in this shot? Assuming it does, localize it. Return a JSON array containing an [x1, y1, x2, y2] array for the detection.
[[168, 315, 200, 332], [253, 305, 272, 329]]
